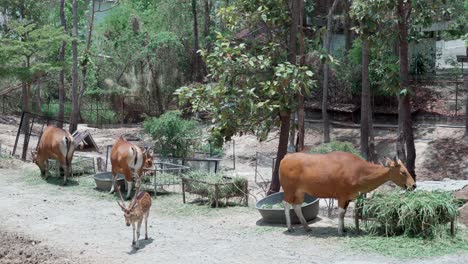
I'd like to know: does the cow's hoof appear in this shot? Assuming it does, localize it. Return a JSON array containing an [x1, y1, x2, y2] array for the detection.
[[132, 241, 136, 245], [287, 227, 295, 233], [145, 235, 148, 240], [304, 226, 312, 232]]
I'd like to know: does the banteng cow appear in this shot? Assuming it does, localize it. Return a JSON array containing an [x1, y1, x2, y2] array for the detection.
[[109, 136, 154, 199], [279, 151, 416, 235], [31, 125, 75, 185]]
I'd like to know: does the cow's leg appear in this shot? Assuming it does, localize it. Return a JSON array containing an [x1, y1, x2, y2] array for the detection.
[[337, 199, 351, 236], [60, 159, 69, 186], [123, 168, 133, 200], [109, 172, 116, 194], [126, 181, 133, 200], [43, 160, 49, 180], [293, 204, 311, 232], [284, 202, 294, 232]]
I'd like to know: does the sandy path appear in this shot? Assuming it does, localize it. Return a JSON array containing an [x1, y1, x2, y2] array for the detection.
[[1, 164, 468, 264]]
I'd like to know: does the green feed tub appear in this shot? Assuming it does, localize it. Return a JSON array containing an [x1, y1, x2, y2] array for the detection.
[[93, 172, 126, 192], [256, 192, 319, 224]]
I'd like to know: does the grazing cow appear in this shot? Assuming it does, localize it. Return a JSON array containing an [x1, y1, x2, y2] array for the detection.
[[279, 151, 416, 235], [116, 184, 152, 249], [31, 125, 75, 185], [109, 136, 154, 199]]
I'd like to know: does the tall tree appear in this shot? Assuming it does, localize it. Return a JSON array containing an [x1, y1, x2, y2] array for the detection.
[[57, 0, 67, 128], [70, 0, 79, 133], [295, 0, 306, 152], [191, 0, 203, 82], [322, 0, 339, 143], [360, 36, 370, 160], [396, 0, 416, 177], [177, 0, 316, 194], [343, 0, 353, 53]]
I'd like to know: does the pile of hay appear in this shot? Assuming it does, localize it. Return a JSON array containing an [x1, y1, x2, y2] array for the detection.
[[183, 171, 247, 202], [358, 190, 461, 238]]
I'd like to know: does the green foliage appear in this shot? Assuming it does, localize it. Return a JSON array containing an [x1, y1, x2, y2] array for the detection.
[[358, 190, 462, 238], [81, 106, 118, 124], [0, 22, 67, 80], [176, 0, 317, 146], [40, 102, 72, 119], [309, 140, 363, 159], [334, 40, 399, 97], [143, 111, 200, 158], [183, 170, 248, 205], [200, 143, 224, 157]]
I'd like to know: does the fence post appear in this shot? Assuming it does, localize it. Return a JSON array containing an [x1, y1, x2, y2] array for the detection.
[[12, 111, 25, 156]]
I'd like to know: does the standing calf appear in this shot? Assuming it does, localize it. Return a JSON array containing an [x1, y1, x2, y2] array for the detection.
[[116, 184, 152, 249], [109, 136, 154, 199], [279, 152, 416, 235], [31, 125, 75, 185]]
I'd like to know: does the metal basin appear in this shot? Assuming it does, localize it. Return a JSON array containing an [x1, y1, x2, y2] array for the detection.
[[93, 172, 126, 192], [256, 192, 319, 224]]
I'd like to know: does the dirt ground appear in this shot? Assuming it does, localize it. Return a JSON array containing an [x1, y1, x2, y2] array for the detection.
[[1, 164, 468, 264], [1, 115, 468, 263]]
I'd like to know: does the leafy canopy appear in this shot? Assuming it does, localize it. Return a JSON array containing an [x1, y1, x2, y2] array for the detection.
[[176, 0, 316, 146]]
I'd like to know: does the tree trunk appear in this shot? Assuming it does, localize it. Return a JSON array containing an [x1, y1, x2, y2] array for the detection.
[[397, 0, 416, 179], [360, 37, 370, 160], [465, 69, 468, 139], [21, 57, 31, 161], [343, 0, 352, 53], [70, 0, 79, 133], [322, 0, 339, 143], [203, 0, 211, 39], [268, 113, 291, 195], [58, 0, 67, 129], [191, 0, 203, 82], [149, 62, 164, 116], [296, 0, 305, 152], [287, 0, 300, 152], [368, 92, 376, 162]]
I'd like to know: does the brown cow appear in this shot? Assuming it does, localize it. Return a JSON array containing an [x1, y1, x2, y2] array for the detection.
[[279, 151, 416, 235], [109, 136, 154, 199], [31, 125, 75, 185]]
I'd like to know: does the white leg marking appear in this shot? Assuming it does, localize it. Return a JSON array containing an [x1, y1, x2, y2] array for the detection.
[[284, 202, 293, 232], [126, 181, 133, 199], [109, 175, 115, 194], [293, 204, 311, 232], [338, 207, 346, 236]]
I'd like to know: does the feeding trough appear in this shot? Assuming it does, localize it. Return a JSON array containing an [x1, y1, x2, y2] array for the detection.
[[256, 192, 319, 224], [93, 172, 126, 192]]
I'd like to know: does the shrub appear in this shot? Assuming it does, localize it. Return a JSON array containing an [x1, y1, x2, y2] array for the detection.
[[309, 140, 363, 159], [358, 190, 461, 238], [143, 111, 200, 158]]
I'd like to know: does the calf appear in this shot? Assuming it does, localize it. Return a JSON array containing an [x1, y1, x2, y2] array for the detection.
[[109, 136, 154, 199], [116, 185, 152, 249], [31, 125, 75, 185]]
